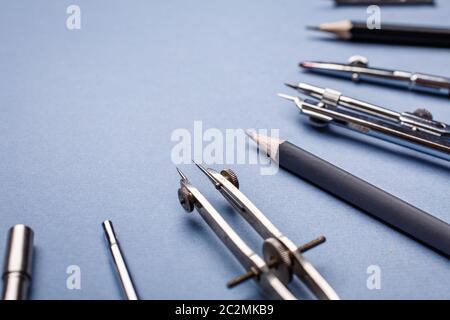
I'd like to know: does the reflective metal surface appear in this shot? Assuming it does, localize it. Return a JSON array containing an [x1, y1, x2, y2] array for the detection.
[[177, 168, 297, 300], [281, 82, 450, 161], [1, 225, 34, 300], [102, 220, 139, 300], [192, 163, 340, 300], [300, 56, 450, 96]]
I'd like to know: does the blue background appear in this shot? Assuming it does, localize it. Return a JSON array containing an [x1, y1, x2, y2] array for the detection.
[[0, 1, 449, 300]]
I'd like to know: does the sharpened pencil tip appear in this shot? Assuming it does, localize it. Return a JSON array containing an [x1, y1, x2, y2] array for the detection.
[[246, 130, 259, 143], [246, 131, 283, 159], [306, 25, 320, 31], [245, 129, 255, 139]]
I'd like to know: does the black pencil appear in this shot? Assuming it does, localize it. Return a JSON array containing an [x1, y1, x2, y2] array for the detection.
[[334, 0, 434, 5], [308, 20, 450, 47], [247, 131, 450, 257]]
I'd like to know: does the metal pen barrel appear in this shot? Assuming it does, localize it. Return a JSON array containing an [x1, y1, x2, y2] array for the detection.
[[297, 82, 401, 121], [2, 225, 34, 300], [285, 84, 450, 160], [342, 120, 450, 161], [300, 60, 450, 97], [410, 73, 450, 96], [102, 220, 139, 300]]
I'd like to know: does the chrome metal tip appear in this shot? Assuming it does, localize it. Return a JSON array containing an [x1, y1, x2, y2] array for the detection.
[[192, 160, 217, 182], [192, 160, 207, 172], [102, 220, 117, 246], [176, 167, 188, 181], [277, 93, 298, 102], [284, 82, 299, 90]]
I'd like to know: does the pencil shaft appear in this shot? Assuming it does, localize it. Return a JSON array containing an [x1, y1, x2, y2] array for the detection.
[[278, 141, 450, 257], [350, 22, 450, 47]]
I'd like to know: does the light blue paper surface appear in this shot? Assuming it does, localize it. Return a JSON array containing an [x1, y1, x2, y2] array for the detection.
[[0, 1, 448, 299]]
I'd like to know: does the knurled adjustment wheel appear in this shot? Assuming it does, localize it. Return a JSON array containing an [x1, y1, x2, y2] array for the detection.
[[263, 238, 293, 285], [413, 108, 433, 120], [178, 187, 195, 212], [220, 169, 239, 189]]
